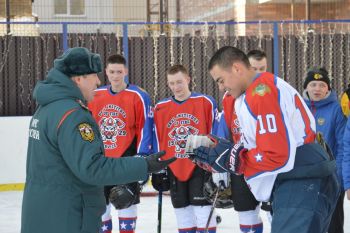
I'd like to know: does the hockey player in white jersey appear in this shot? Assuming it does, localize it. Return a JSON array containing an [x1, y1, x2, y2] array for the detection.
[[187, 46, 340, 233], [215, 49, 271, 233]]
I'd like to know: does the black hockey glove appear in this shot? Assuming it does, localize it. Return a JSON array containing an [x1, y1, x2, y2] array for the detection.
[[192, 135, 246, 174], [151, 169, 170, 192], [145, 151, 176, 173]]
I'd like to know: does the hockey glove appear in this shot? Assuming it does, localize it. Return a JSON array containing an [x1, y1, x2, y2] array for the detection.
[[185, 134, 215, 154], [192, 135, 247, 174], [145, 151, 176, 173], [151, 169, 170, 192]]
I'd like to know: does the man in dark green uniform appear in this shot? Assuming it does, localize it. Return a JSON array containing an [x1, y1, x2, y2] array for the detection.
[[21, 47, 175, 233]]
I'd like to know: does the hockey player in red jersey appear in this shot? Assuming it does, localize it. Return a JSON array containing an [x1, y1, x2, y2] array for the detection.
[[152, 65, 218, 233], [89, 54, 153, 233], [215, 49, 269, 233], [188, 46, 340, 233]]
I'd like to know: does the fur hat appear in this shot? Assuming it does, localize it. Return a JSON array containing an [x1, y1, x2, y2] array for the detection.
[[54, 47, 102, 77]]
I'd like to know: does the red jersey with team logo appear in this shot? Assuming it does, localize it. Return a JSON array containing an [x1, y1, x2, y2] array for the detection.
[[88, 84, 153, 158], [153, 93, 218, 181], [217, 92, 241, 143]]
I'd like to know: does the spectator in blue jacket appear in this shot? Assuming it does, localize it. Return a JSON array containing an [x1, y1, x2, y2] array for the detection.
[[303, 67, 347, 233]]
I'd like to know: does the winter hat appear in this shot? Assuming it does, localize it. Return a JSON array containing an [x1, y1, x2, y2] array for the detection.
[[303, 67, 330, 90], [54, 47, 102, 77]]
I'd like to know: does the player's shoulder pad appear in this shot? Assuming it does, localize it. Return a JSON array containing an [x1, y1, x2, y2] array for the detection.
[[245, 72, 278, 115], [127, 84, 147, 94], [130, 84, 147, 93], [127, 84, 151, 101], [154, 97, 172, 108], [245, 72, 277, 100], [191, 92, 217, 106]]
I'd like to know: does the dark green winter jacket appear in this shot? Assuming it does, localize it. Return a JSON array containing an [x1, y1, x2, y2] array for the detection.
[[21, 68, 148, 233]]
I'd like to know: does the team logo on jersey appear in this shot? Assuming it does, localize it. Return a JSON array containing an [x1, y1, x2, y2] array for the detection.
[[230, 118, 241, 140], [167, 113, 200, 158], [97, 104, 128, 149], [317, 117, 325, 126], [168, 125, 199, 155], [78, 123, 95, 142], [252, 84, 271, 97], [99, 117, 126, 148]]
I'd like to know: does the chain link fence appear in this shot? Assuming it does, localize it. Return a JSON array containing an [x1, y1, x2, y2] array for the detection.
[[0, 21, 350, 116]]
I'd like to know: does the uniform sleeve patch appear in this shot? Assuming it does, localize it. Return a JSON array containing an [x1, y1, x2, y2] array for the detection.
[[252, 84, 271, 97], [78, 123, 95, 142]]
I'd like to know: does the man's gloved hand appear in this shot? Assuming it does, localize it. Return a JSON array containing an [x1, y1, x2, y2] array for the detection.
[[191, 135, 247, 174], [212, 172, 229, 189], [151, 169, 170, 192], [145, 151, 176, 173]]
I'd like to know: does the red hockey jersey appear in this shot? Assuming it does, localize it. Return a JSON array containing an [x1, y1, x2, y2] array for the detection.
[[88, 84, 153, 158], [153, 93, 218, 181], [235, 72, 316, 201], [217, 92, 241, 143]]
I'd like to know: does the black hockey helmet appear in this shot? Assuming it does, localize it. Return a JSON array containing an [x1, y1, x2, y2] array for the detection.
[[109, 184, 139, 210], [203, 176, 234, 209]]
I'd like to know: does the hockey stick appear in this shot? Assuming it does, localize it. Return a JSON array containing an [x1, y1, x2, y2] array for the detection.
[[157, 189, 163, 233], [204, 183, 221, 233]]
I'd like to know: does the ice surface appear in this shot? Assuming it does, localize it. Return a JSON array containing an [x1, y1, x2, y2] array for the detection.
[[1, 191, 349, 233]]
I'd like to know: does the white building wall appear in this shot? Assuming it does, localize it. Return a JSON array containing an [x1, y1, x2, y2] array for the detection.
[[32, 0, 117, 33]]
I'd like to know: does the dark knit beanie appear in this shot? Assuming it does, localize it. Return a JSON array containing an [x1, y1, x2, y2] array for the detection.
[[54, 47, 102, 77], [303, 67, 330, 90]]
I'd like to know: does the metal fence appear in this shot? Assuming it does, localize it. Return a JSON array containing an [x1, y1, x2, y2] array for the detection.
[[1, 20, 350, 116]]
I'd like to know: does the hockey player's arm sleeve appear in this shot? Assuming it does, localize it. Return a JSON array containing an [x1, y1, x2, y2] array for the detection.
[[206, 96, 219, 135], [152, 111, 160, 154], [135, 93, 153, 154], [57, 110, 148, 186], [216, 112, 231, 140], [343, 118, 350, 190], [242, 84, 296, 178]]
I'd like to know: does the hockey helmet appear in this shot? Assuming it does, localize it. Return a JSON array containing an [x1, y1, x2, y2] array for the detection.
[[203, 176, 234, 209], [109, 184, 139, 210]]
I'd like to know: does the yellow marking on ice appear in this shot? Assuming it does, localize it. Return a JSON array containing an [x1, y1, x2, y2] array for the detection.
[[0, 183, 25, 191]]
